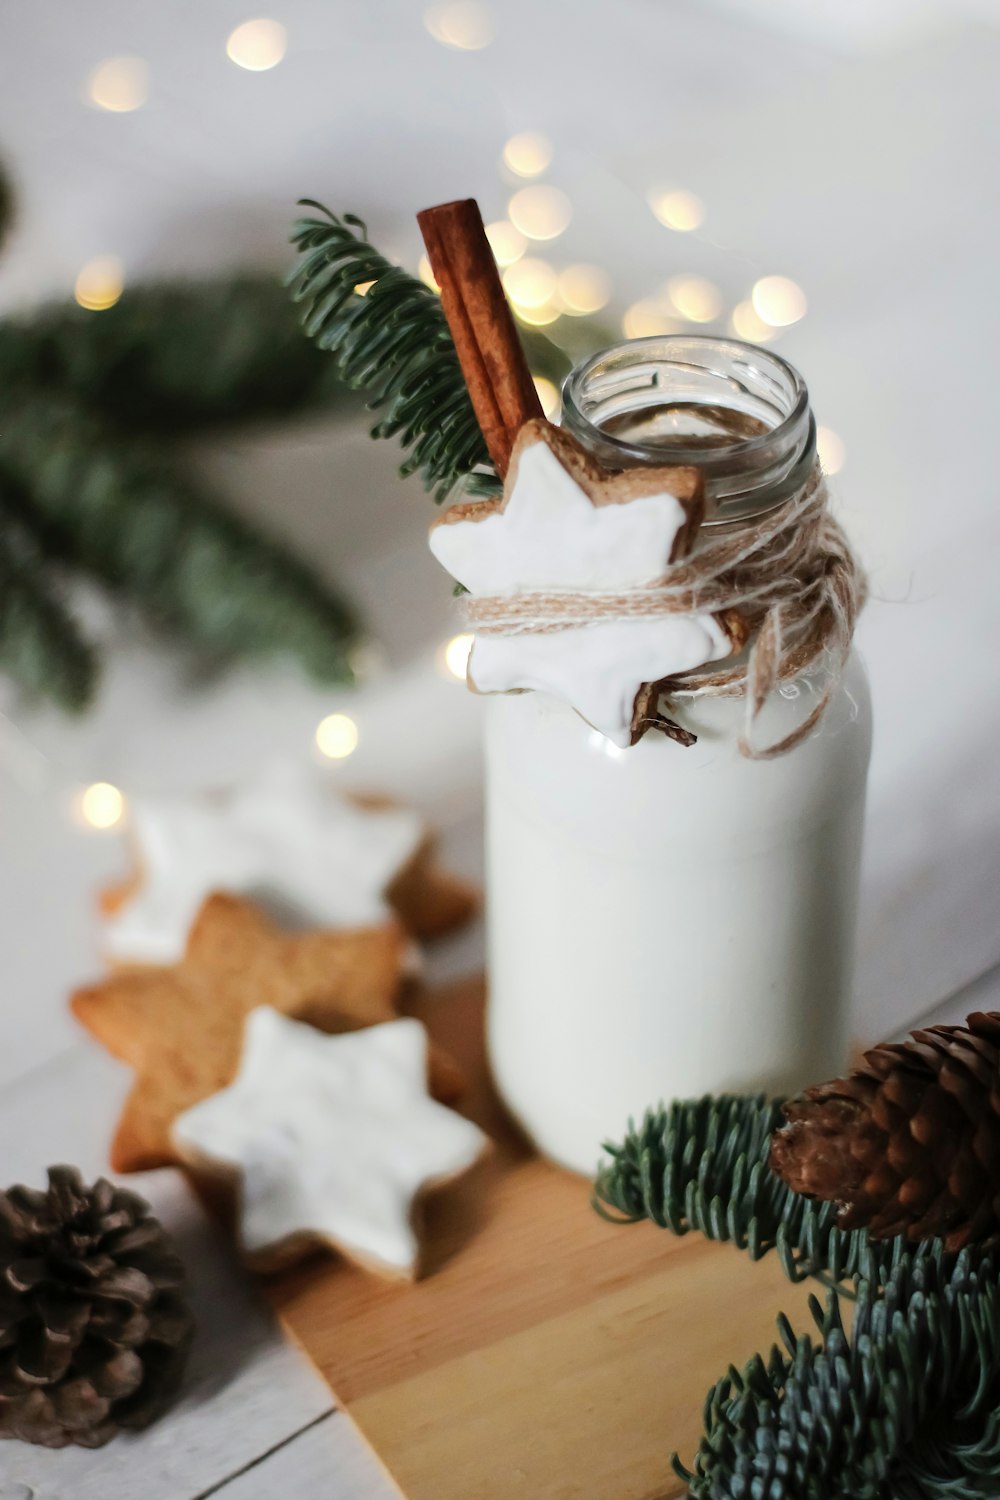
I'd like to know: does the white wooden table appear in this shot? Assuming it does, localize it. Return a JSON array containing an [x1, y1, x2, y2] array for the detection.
[[2, 1, 1000, 1493]]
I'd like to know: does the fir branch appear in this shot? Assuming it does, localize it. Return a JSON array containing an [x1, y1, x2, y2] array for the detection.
[[0, 525, 97, 710], [0, 156, 14, 252], [597, 1096, 1000, 1497], [0, 396, 357, 684], [594, 1093, 919, 1287], [288, 203, 494, 502], [678, 1250, 1000, 1500], [0, 275, 345, 437]]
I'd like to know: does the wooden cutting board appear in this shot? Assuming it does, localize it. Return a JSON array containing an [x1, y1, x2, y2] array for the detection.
[[268, 977, 815, 1500]]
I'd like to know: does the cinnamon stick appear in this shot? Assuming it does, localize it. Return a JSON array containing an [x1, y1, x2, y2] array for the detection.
[[417, 198, 543, 479]]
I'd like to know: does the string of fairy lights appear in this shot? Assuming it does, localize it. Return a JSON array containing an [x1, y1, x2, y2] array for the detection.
[[53, 3, 842, 831]]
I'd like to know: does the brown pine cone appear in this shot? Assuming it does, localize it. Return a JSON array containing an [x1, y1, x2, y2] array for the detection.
[[0, 1166, 194, 1448], [769, 1011, 1000, 1251]]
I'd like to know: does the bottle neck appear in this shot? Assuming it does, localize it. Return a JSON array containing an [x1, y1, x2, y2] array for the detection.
[[560, 334, 815, 526]]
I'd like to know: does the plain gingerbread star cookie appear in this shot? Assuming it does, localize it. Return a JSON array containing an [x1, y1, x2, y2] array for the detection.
[[430, 419, 733, 747], [172, 1010, 488, 1278], [72, 894, 409, 1173], [100, 767, 425, 964]]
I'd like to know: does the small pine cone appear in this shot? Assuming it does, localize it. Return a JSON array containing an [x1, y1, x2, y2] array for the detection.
[[769, 1011, 1000, 1251], [0, 1166, 194, 1448]]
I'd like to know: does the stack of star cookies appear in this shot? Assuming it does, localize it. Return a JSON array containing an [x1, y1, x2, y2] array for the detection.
[[72, 770, 487, 1280]]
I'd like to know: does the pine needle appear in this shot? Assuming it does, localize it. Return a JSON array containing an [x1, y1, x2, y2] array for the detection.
[[0, 397, 357, 684], [0, 524, 97, 710], [288, 202, 497, 502]]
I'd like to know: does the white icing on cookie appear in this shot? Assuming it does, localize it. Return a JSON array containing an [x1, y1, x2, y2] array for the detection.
[[469, 617, 728, 748], [104, 767, 424, 963], [429, 437, 730, 747], [172, 1009, 487, 1276]]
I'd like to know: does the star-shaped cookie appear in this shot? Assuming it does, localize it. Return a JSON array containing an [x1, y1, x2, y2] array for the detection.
[[429, 419, 733, 747], [72, 893, 408, 1173], [173, 1010, 488, 1278], [100, 768, 430, 965]]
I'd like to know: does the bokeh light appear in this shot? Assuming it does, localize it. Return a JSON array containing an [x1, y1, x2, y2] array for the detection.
[[74, 256, 124, 311], [557, 264, 611, 315], [315, 712, 359, 759], [647, 188, 705, 232], [507, 185, 572, 241], [441, 633, 474, 679], [817, 426, 846, 475], [730, 300, 776, 343], [502, 257, 557, 308], [226, 19, 287, 70], [80, 782, 125, 829], [424, 1, 494, 50], [532, 375, 560, 418], [85, 57, 148, 112], [502, 132, 552, 178], [485, 220, 526, 266], [418, 254, 441, 292], [751, 274, 807, 327], [664, 275, 722, 323]]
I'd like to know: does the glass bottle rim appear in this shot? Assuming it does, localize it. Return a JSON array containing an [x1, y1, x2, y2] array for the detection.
[[560, 334, 814, 524]]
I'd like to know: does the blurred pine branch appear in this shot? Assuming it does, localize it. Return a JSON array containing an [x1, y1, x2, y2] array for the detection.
[[0, 149, 359, 711], [0, 396, 356, 681], [0, 521, 97, 711]]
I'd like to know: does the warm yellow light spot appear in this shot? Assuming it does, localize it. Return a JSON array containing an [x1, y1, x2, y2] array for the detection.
[[647, 188, 705, 232], [502, 131, 552, 178], [751, 274, 807, 328], [532, 375, 560, 418], [502, 257, 556, 309], [315, 712, 359, 760], [515, 302, 559, 327], [226, 18, 287, 70], [622, 300, 679, 339], [442, 633, 474, 679], [665, 275, 722, 324], [74, 257, 124, 311], [354, 280, 375, 296], [485, 220, 526, 267], [508, 185, 571, 242], [730, 299, 776, 344], [556, 264, 611, 315], [418, 254, 440, 293], [85, 56, 149, 112], [424, 1, 494, 50], [817, 426, 845, 475], [81, 782, 125, 830]]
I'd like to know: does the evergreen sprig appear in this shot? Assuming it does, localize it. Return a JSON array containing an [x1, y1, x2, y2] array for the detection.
[[596, 1096, 1000, 1498], [0, 275, 345, 436], [595, 1094, 916, 1288], [0, 524, 96, 711], [288, 203, 494, 502], [679, 1251, 1000, 1500], [287, 202, 576, 502], [0, 253, 359, 707], [0, 395, 355, 680]]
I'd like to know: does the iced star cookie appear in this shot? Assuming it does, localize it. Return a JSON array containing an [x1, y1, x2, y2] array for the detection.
[[173, 1010, 488, 1278], [99, 768, 477, 965], [429, 418, 736, 748], [72, 894, 412, 1173]]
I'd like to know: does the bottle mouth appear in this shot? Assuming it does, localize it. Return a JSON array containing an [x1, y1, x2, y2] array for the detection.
[[560, 334, 815, 524]]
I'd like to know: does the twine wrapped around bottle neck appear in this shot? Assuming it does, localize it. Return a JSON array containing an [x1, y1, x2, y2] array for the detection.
[[462, 463, 866, 759]]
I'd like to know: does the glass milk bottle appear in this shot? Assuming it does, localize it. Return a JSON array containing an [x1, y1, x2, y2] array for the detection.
[[484, 335, 872, 1175]]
